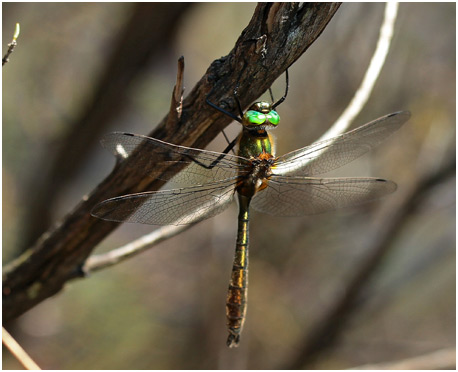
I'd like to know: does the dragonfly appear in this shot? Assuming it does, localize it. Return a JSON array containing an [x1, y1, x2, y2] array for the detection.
[[92, 74, 410, 347]]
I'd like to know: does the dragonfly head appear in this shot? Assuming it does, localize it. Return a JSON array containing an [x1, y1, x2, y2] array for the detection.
[[242, 101, 280, 130]]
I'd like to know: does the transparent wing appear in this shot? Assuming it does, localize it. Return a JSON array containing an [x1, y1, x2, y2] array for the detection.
[[91, 180, 236, 225], [101, 132, 249, 186], [251, 176, 397, 216], [273, 111, 410, 176]]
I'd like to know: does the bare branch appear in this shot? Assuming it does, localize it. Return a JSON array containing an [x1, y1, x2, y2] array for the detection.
[[172, 56, 185, 121], [84, 224, 194, 272], [2, 23, 20, 66], [2, 327, 41, 370], [299, 2, 399, 170]]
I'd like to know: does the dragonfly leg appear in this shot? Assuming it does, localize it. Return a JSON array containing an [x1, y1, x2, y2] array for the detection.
[[182, 136, 238, 171], [221, 130, 237, 155], [272, 69, 289, 109], [268, 87, 275, 103], [232, 84, 244, 118], [205, 89, 242, 156], [206, 139, 237, 169], [206, 95, 242, 124]]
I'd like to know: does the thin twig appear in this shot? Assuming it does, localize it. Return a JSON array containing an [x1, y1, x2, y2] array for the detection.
[[2, 327, 41, 370], [173, 56, 185, 120], [348, 347, 456, 370], [2, 23, 20, 66], [165, 55, 185, 127], [84, 224, 195, 272], [319, 2, 398, 141]]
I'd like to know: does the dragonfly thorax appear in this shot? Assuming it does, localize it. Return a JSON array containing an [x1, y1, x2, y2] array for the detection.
[[236, 157, 274, 198], [242, 101, 280, 130]]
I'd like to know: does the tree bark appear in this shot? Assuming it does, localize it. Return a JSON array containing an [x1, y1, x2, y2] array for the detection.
[[3, 3, 341, 322], [21, 3, 193, 253]]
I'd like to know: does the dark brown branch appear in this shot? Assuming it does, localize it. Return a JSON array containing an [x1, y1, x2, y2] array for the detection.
[[3, 3, 341, 323], [285, 152, 455, 369], [20, 3, 193, 253]]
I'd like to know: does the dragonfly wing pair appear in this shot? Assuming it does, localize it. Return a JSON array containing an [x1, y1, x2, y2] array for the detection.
[[92, 111, 410, 224]]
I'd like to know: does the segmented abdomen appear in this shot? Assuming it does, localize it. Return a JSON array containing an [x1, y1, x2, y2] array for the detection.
[[226, 195, 250, 347]]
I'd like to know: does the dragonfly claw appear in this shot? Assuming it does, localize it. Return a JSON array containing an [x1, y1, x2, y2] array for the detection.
[[227, 333, 240, 348]]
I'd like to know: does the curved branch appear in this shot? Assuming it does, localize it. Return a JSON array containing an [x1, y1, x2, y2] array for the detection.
[[322, 3, 399, 140], [3, 3, 341, 322], [84, 224, 195, 272], [294, 2, 399, 168]]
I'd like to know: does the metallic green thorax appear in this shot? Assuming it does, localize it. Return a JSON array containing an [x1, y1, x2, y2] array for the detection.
[[237, 131, 273, 159]]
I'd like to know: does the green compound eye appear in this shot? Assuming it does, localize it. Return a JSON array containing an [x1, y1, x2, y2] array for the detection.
[[245, 110, 266, 125], [266, 110, 280, 125]]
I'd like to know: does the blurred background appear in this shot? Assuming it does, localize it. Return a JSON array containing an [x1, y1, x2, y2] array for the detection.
[[2, 3, 455, 369]]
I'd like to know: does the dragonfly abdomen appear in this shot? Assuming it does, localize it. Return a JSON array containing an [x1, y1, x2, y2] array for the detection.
[[226, 194, 250, 347]]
